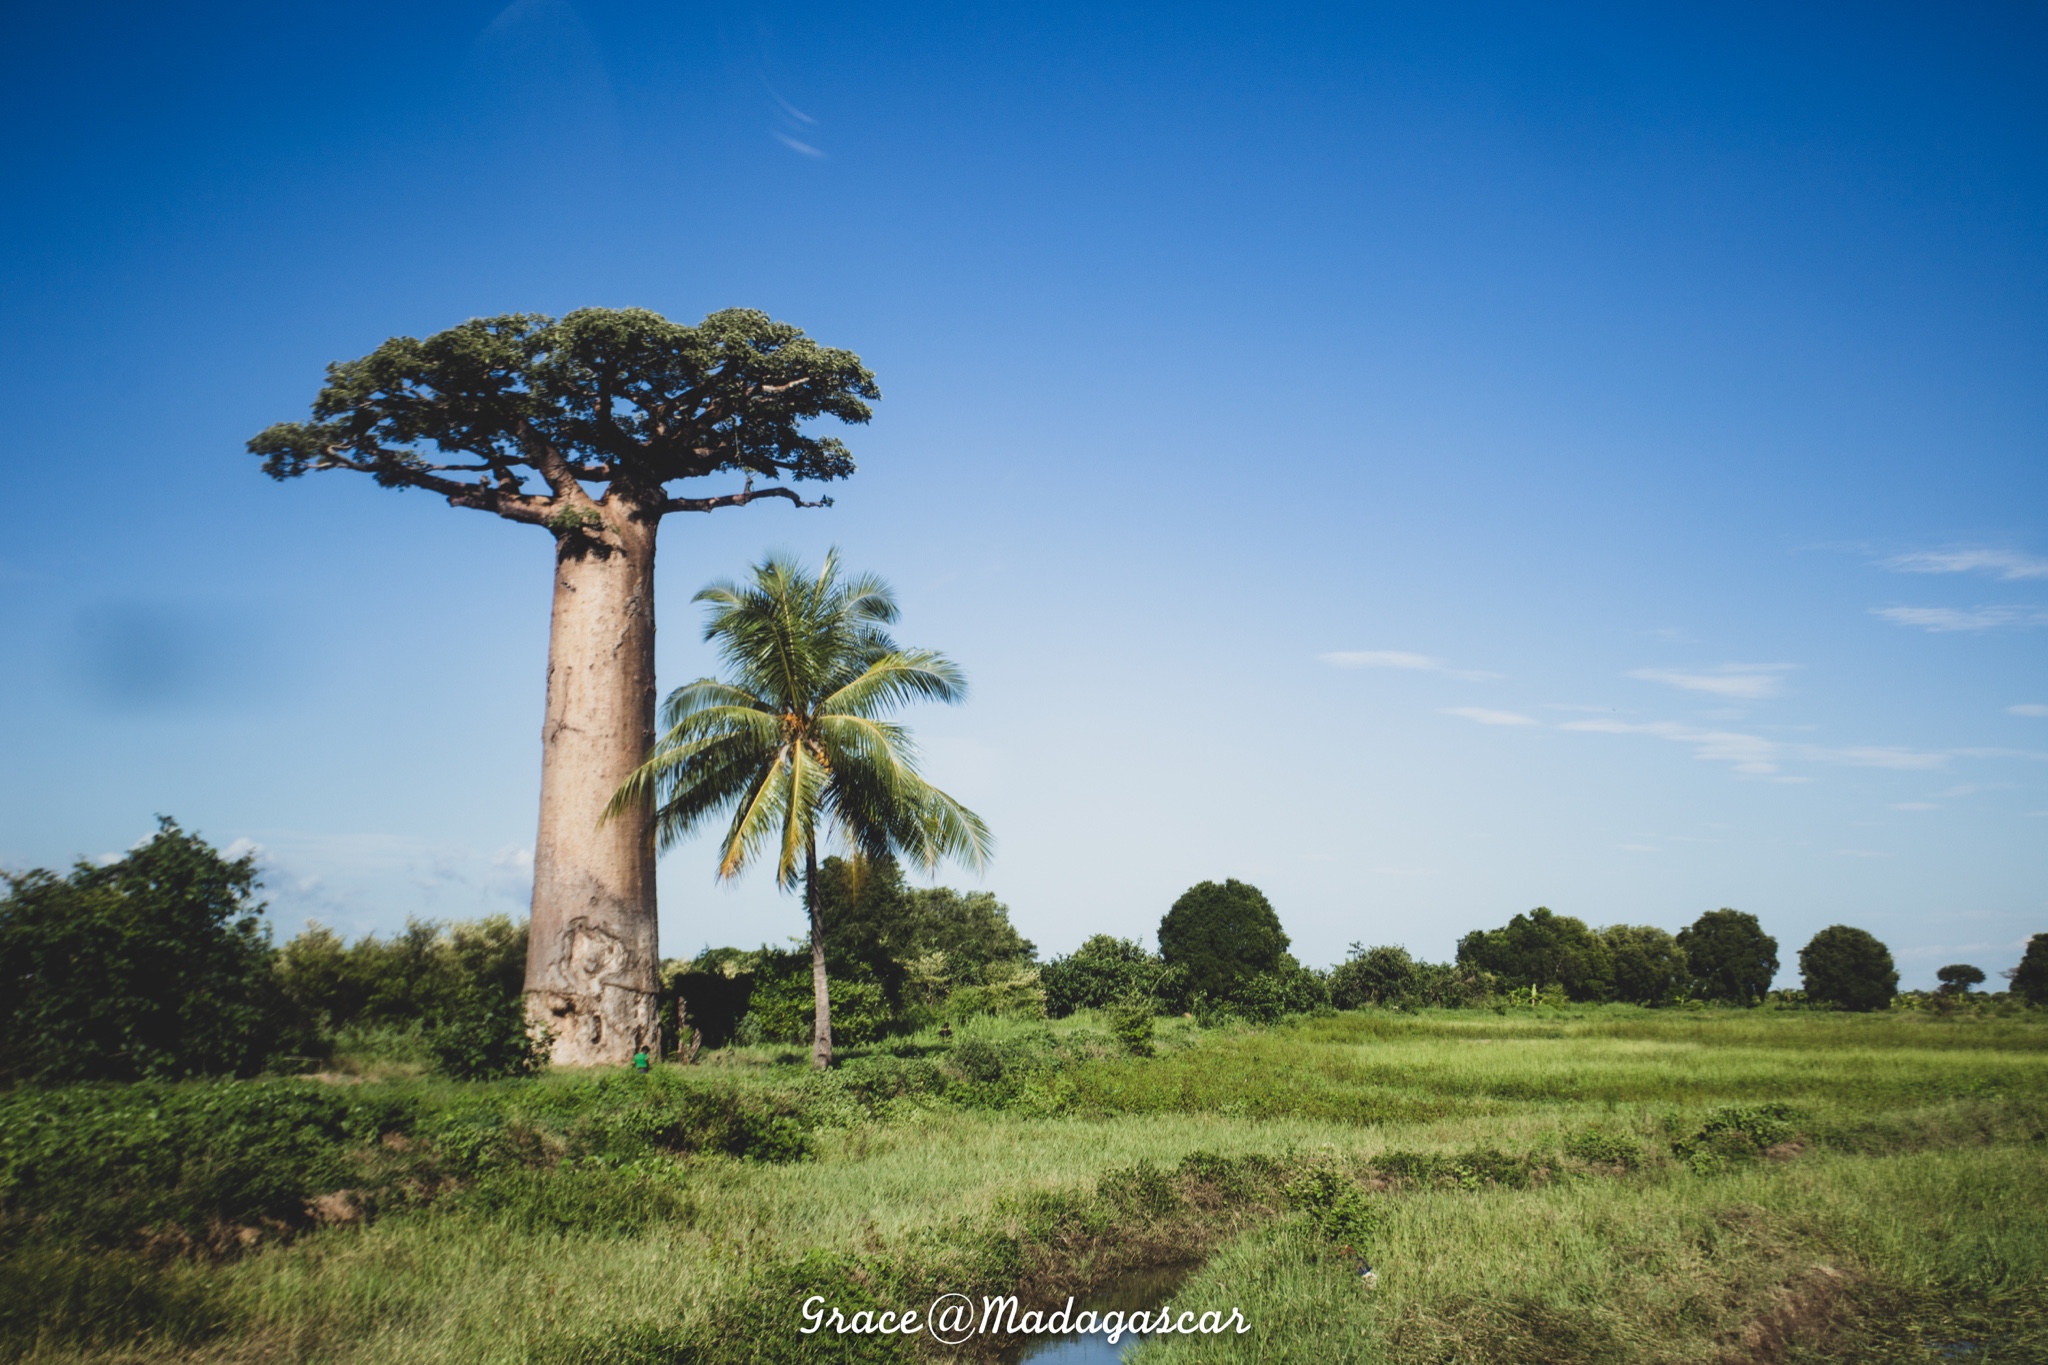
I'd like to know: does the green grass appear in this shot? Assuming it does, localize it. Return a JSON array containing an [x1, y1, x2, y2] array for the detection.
[[4, 1005, 2044, 1364]]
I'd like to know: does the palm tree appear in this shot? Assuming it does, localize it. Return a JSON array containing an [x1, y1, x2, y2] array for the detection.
[[606, 550, 991, 1068]]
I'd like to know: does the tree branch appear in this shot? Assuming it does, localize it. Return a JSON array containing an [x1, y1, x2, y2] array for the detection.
[[663, 486, 832, 514]]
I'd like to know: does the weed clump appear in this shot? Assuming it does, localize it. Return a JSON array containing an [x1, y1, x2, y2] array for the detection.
[[1673, 1102, 1799, 1173]]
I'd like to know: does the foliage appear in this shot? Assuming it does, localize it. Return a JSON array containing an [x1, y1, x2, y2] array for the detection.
[[1676, 908, 1779, 1005], [1108, 999, 1157, 1056], [741, 968, 893, 1048], [1286, 1166, 1381, 1250], [813, 854, 1035, 1005], [2010, 933, 2048, 1007], [1157, 879, 1289, 1005], [1600, 924, 1690, 1005], [251, 308, 877, 522], [1041, 935, 1168, 1017], [609, 550, 990, 1067], [1207, 960, 1331, 1024], [0, 818, 302, 1083], [425, 984, 550, 1081], [278, 915, 526, 1032], [1330, 943, 1419, 1008], [1456, 907, 1615, 1001], [1670, 1101, 1798, 1172], [942, 962, 1047, 1022], [1936, 963, 1986, 995], [1799, 925, 1899, 1012]]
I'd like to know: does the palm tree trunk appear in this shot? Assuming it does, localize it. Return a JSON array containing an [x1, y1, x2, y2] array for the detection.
[[807, 842, 833, 1070]]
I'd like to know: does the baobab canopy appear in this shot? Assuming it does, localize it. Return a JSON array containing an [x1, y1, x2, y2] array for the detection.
[[251, 306, 879, 1066], [249, 307, 878, 521]]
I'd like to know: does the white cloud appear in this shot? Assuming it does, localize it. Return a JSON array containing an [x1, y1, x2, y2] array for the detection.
[[1441, 706, 1539, 726], [1321, 650, 1500, 681], [2010, 703, 2048, 718], [223, 837, 264, 860], [1873, 605, 2048, 632], [1629, 663, 1795, 699], [1885, 549, 2048, 580], [1890, 802, 1937, 811], [1806, 745, 1949, 771], [1561, 718, 1780, 773]]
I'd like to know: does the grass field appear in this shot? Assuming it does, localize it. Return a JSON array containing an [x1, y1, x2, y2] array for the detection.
[[6, 1005, 2046, 1364]]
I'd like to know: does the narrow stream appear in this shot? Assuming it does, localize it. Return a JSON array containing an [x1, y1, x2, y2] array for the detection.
[[999, 1264, 1198, 1365]]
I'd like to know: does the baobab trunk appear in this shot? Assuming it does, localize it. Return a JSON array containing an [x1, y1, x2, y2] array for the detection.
[[524, 517, 663, 1066]]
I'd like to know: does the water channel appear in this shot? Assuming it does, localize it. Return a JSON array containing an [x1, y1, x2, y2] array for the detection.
[[1000, 1265, 1198, 1365]]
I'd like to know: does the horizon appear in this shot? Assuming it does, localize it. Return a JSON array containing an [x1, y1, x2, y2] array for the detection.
[[1, 1, 2043, 990]]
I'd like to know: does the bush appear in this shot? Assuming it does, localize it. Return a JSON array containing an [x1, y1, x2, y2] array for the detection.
[[742, 968, 893, 1047], [0, 819, 305, 1083], [1157, 880, 1288, 1004], [1677, 908, 1778, 1005], [1799, 925, 1898, 1012], [426, 985, 550, 1081], [1330, 944, 1418, 1008], [1041, 935, 1164, 1017], [1107, 1000, 1155, 1056], [277, 914, 527, 1036]]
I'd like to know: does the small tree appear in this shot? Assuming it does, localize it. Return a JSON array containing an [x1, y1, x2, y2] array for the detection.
[[1936, 964, 1986, 996], [2007, 934, 2048, 1007], [254, 308, 878, 1065], [1676, 909, 1778, 1005], [1601, 924, 1689, 1005], [1157, 880, 1288, 1006], [1799, 925, 1899, 1012], [0, 819, 299, 1082]]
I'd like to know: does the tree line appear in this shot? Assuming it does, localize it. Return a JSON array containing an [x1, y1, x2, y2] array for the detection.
[[5, 823, 2045, 1085]]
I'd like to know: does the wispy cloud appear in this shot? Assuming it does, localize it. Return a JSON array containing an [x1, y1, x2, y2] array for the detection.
[[1885, 549, 2048, 580], [774, 132, 825, 157], [2010, 703, 2048, 718], [1320, 650, 1500, 681], [1441, 706, 1538, 726], [1561, 718, 1780, 773], [1810, 745, 1949, 770], [1874, 605, 2048, 632], [1890, 802, 1937, 811], [1629, 663, 1796, 700]]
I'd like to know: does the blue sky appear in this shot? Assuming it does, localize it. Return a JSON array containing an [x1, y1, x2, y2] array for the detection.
[[1, 1, 2043, 988]]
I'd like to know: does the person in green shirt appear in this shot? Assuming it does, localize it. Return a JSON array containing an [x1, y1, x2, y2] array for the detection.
[[632, 1048, 650, 1073]]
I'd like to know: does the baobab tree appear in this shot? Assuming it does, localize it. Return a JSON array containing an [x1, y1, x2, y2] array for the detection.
[[251, 308, 877, 1064]]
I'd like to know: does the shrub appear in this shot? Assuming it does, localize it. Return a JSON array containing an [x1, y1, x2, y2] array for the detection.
[[1107, 1000, 1155, 1056], [426, 985, 550, 1080], [1562, 1129, 1642, 1169], [1286, 1167, 1382, 1250], [1041, 935, 1163, 1017], [1157, 880, 1288, 1004], [1799, 925, 1899, 1012], [1677, 908, 1778, 1005], [1330, 944, 1418, 1008], [742, 969, 893, 1047], [277, 914, 527, 1037], [0, 819, 304, 1083]]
